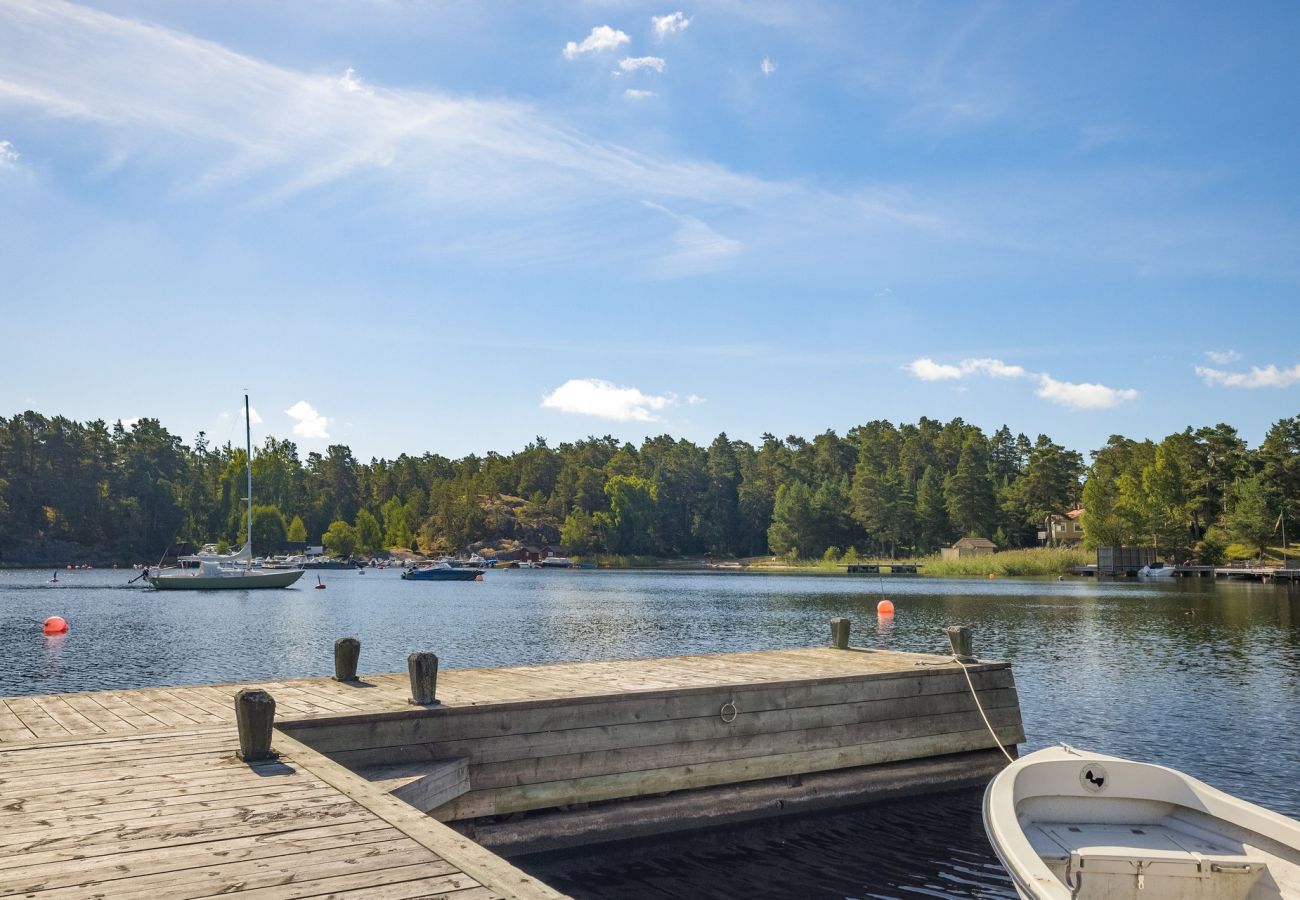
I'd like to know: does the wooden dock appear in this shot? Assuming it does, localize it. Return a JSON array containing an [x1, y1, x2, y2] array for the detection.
[[842, 563, 922, 575], [0, 638, 1023, 895], [1072, 564, 1300, 581]]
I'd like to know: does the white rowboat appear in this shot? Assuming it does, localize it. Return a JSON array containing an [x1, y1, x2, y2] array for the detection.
[[984, 745, 1300, 899]]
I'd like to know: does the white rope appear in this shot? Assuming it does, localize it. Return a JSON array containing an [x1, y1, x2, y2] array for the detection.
[[918, 654, 1016, 763], [953, 656, 1015, 763]]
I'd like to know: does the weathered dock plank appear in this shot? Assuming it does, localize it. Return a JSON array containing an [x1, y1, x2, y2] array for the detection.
[[0, 727, 562, 899], [1, 642, 1021, 892]]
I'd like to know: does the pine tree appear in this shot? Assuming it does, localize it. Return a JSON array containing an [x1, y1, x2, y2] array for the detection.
[[945, 435, 995, 536]]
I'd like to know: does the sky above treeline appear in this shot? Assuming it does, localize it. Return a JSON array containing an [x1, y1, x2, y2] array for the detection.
[[1, 0, 1298, 461]]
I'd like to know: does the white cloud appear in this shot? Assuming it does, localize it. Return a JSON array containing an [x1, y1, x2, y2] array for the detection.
[[907, 357, 1135, 409], [1204, 349, 1240, 365], [246, 406, 263, 425], [905, 357, 1025, 381], [618, 56, 666, 74], [907, 358, 964, 381], [651, 11, 691, 40], [1196, 364, 1300, 389], [337, 67, 371, 96], [761, 57, 776, 77], [624, 89, 656, 100], [1035, 374, 1137, 410], [121, 416, 140, 429], [0, 0, 793, 277], [542, 378, 676, 422], [0, 140, 17, 167], [285, 400, 330, 439], [563, 25, 631, 60], [687, 394, 706, 405]]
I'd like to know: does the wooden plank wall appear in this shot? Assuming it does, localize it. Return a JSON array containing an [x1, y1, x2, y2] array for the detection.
[[283, 664, 1023, 821]]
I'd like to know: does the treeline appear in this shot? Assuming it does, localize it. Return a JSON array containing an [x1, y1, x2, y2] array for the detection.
[[0, 411, 1295, 564]]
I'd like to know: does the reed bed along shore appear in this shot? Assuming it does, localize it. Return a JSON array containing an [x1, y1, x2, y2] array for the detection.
[[574, 547, 1090, 576]]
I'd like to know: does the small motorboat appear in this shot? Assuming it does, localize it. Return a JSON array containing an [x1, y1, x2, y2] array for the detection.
[[401, 562, 483, 581], [984, 745, 1300, 899], [1138, 562, 1176, 577]]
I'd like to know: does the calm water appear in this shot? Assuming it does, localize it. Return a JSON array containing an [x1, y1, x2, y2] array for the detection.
[[3, 567, 1299, 898]]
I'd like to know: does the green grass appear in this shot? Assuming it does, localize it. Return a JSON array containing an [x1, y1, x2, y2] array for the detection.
[[760, 546, 1089, 577], [917, 547, 1089, 577]]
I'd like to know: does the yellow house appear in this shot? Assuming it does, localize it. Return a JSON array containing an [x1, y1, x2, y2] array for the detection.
[[1045, 508, 1085, 546]]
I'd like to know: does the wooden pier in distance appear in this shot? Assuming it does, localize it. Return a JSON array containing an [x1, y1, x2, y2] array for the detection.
[[1072, 563, 1300, 582], [842, 563, 922, 575], [0, 630, 1023, 896]]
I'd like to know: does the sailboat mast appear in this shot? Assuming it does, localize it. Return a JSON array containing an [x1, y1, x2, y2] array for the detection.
[[245, 393, 253, 565]]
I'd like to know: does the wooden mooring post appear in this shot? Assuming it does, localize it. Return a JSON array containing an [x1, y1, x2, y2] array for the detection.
[[234, 688, 276, 761], [947, 625, 976, 663], [830, 617, 851, 650], [334, 637, 361, 682], [408, 651, 439, 705]]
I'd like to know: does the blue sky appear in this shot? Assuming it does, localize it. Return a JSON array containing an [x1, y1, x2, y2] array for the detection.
[[1, 0, 1298, 461]]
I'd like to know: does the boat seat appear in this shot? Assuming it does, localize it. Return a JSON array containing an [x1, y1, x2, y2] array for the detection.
[[1031, 823, 1266, 899]]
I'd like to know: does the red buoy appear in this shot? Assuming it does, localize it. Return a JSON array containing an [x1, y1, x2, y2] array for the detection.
[[43, 616, 68, 635], [877, 599, 894, 616], [315, 575, 326, 590]]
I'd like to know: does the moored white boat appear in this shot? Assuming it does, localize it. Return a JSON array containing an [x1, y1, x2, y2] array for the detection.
[[984, 745, 1300, 899], [146, 395, 304, 591], [1139, 562, 1176, 577]]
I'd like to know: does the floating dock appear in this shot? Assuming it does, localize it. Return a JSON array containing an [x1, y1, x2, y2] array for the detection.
[[0, 627, 1023, 896]]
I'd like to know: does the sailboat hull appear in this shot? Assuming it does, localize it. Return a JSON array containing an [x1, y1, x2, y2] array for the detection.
[[148, 569, 305, 590]]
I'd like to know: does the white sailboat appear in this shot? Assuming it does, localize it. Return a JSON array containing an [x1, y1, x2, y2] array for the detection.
[[146, 396, 305, 591]]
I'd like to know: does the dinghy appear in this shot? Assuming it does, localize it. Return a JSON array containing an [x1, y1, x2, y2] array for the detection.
[[984, 745, 1300, 899]]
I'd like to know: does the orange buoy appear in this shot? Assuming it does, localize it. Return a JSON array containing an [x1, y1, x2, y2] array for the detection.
[[43, 616, 68, 635], [877, 599, 894, 616], [475, 574, 484, 582]]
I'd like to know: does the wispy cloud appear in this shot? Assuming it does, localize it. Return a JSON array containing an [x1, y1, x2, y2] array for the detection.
[[1034, 374, 1137, 410], [0, 140, 17, 167], [542, 378, 677, 422], [644, 201, 743, 275], [906, 356, 1137, 410], [761, 57, 777, 77], [651, 11, 691, 40], [0, 1, 800, 275], [337, 67, 371, 96], [624, 89, 656, 100], [1204, 349, 1240, 365], [563, 25, 630, 59], [618, 56, 666, 74], [906, 357, 1025, 381], [285, 400, 330, 439], [1196, 363, 1300, 389]]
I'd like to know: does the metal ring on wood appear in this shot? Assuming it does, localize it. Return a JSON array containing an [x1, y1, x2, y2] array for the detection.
[[720, 701, 738, 724]]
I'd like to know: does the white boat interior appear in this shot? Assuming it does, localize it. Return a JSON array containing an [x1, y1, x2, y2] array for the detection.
[[985, 746, 1300, 900]]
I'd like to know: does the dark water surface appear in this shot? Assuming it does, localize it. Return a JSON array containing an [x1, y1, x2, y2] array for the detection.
[[3, 568, 1299, 898]]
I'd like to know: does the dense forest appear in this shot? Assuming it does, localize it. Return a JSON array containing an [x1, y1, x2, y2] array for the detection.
[[0, 411, 1296, 565]]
